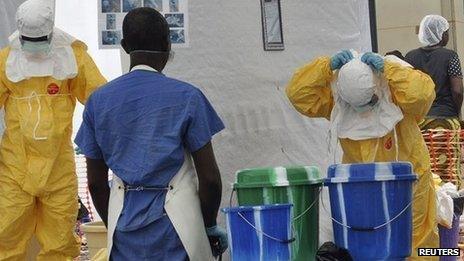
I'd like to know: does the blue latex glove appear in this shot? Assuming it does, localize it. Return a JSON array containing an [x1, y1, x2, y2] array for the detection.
[[361, 52, 384, 72], [206, 225, 228, 257], [330, 50, 354, 70]]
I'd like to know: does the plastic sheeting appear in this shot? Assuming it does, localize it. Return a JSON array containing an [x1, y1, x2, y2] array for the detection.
[[121, 0, 372, 247]]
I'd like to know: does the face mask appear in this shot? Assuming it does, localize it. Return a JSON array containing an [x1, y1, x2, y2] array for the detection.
[[21, 41, 51, 56]]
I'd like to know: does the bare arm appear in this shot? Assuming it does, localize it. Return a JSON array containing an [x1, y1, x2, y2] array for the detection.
[[86, 158, 110, 227], [191, 142, 222, 227], [450, 76, 463, 115]]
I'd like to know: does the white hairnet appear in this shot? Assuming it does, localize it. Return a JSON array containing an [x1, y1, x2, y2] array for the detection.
[[16, 0, 55, 38], [418, 15, 449, 47], [337, 59, 379, 107]]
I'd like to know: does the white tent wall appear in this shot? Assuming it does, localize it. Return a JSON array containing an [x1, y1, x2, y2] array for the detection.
[[121, 0, 372, 247]]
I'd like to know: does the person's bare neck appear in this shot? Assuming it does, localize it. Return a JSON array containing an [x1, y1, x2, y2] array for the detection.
[[129, 52, 166, 72]]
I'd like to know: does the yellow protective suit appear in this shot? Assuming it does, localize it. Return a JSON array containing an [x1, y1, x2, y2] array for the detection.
[[286, 57, 439, 260], [0, 41, 106, 260]]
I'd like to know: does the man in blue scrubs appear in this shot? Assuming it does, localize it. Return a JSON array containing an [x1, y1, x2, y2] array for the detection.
[[75, 7, 227, 260]]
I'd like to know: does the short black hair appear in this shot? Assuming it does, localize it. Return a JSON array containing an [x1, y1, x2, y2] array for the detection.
[[122, 7, 170, 53]]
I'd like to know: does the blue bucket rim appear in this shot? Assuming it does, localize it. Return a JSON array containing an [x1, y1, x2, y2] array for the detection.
[[324, 174, 417, 184], [325, 161, 417, 184], [221, 203, 293, 213], [328, 161, 413, 168]]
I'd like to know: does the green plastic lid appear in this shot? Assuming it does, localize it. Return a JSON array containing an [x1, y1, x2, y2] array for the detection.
[[234, 166, 322, 188]]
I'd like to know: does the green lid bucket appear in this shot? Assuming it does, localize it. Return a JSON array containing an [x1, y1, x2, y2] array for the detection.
[[233, 166, 322, 261]]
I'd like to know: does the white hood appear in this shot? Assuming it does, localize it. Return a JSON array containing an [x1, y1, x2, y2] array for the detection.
[[330, 53, 404, 141]]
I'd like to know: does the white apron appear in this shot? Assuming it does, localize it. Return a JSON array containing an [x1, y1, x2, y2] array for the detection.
[[107, 153, 214, 261]]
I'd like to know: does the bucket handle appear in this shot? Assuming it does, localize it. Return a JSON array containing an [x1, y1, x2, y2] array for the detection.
[[320, 189, 413, 231], [229, 187, 321, 222], [293, 187, 322, 221], [236, 211, 296, 244], [229, 188, 304, 243]]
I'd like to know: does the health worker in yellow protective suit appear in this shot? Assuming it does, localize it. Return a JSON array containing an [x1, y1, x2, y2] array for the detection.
[[0, 0, 106, 260], [286, 50, 439, 259]]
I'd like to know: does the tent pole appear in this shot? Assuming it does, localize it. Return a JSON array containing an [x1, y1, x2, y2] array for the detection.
[[369, 0, 378, 53]]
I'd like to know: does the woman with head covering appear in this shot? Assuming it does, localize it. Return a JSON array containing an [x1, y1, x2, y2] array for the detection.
[[405, 15, 464, 187]]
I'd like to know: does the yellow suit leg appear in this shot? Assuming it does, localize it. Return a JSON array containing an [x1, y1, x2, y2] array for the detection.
[[0, 175, 36, 261], [35, 176, 80, 261], [409, 165, 439, 260]]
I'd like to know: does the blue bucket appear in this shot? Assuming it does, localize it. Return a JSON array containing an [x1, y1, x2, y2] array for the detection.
[[222, 204, 294, 261], [324, 162, 417, 260]]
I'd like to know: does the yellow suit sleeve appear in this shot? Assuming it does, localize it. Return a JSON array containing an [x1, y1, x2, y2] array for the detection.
[[0, 78, 9, 108], [384, 61, 435, 119], [70, 41, 107, 104], [285, 56, 334, 120], [0, 48, 10, 107]]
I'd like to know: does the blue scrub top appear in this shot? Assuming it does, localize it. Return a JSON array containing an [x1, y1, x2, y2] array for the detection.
[[75, 69, 224, 231]]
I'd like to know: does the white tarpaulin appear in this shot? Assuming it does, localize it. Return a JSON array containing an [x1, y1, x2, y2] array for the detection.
[[121, 0, 372, 246]]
